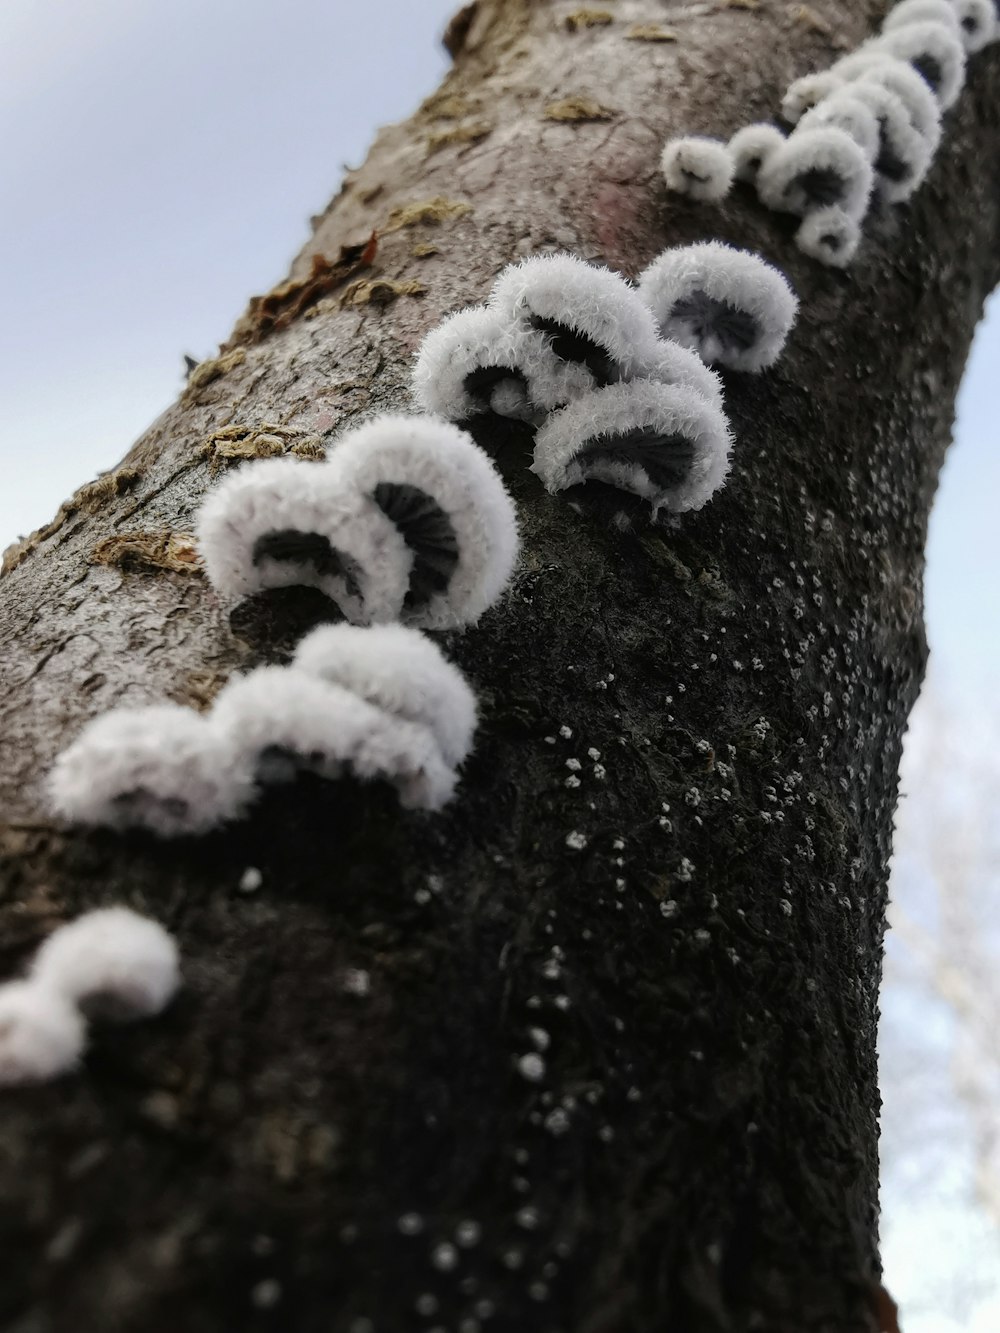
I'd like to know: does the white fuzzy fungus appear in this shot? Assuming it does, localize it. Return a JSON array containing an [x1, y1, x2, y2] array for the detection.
[[847, 80, 937, 202], [660, 136, 735, 202], [47, 704, 250, 837], [798, 91, 881, 158], [882, 0, 961, 33], [292, 623, 477, 770], [196, 456, 412, 625], [329, 416, 519, 631], [32, 908, 180, 1022], [531, 379, 732, 514], [871, 21, 966, 108], [835, 53, 943, 141], [489, 253, 663, 385], [211, 667, 457, 811], [0, 982, 86, 1086], [729, 123, 787, 184], [645, 338, 726, 414], [781, 70, 846, 124], [758, 125, 874, 221], [795, 206, 863, 267], [950, 0, 997, 52], [637, 242, 798, 373]]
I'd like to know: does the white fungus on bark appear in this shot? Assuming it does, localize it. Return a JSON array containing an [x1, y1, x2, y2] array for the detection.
[[797, 91, 881, 159], [871, 21, 967, 108], [328, 416, 519, 631], [531, 379, 732, 515], [31, 908, 180, 1022], [781, 70, 846, 124], [834, 52, 943, 142], [757, 125, 874, 221], [949, 0, 997, 53], [883, 0, 961, 32], [489, 253, 663, 384], [847, 80, 937, 202], [196, 455, 412, 625], [660, 136, 735, 202], [292, 623, 477, 770], [0, 982, 86, 1086], [729, 123, 787, 184], [795, 206, 863, 267], [211, 667, 457, 811], [637, 242, 798, 373], [47, 704, 251, 837]]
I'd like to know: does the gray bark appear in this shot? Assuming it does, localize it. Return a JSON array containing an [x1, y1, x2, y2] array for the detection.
[[1, 3, 997, 1330]]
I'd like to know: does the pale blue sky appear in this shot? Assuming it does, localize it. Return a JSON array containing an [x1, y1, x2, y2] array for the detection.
[[1, 5, 997, 1325]]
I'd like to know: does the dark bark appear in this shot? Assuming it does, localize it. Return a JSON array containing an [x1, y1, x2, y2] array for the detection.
[[1, 3, 998, 1331]]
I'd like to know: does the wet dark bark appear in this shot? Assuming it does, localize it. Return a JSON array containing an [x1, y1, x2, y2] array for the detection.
[[1, 3, 997, 1331]]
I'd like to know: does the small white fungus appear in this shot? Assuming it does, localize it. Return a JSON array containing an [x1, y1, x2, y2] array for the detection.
[[660, 136, 735, 202], [0, 982, 86, 1086], [795, 206, 863, 268]]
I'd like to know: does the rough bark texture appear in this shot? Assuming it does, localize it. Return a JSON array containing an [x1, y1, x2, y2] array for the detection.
[[1, 3, 998, 1331]]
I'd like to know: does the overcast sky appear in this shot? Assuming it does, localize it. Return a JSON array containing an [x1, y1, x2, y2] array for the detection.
[[1, 3, 997, 1326]]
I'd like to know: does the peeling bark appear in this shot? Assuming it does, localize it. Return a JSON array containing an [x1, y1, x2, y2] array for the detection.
[[1, 3, 998, 1331]]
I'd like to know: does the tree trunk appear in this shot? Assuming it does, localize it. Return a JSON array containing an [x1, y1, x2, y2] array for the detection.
[[1, 3, 997, 1330]]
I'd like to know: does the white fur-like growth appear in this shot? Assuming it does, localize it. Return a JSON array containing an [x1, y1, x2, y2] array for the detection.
[[883, 0, 960, 32], [729, 123, 787, 183], [292, 624, 477, 770], [196, 456, 413, 625], [489, 254, 663, 384], [645, 339, 726, 415], [637, 242, 799, 373], [0, 982, 86, 1085], [758, 125, 874, 220], [660, 136, 735, 202], [47, 704, 250, 837], [211, 667, 456, 811], [531, 379, 732, 515], [950, 0, 997, 52], [871, 21, 966, 107], [781, 70, 846, 124], [32, 908, 180, 1022], [330, 416, 519, 631], [848, 80, 937, 201], [798, 91, 881, 158], [411, 304, 577, 423], [796, 206, 862, 267], [838, 53, 943, 142]]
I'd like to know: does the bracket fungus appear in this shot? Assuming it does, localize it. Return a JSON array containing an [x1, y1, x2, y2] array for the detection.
[[871, 21, 967, 108], [795, 205, 862, 267], [757, 125, 874, 221], [211, 667, 457, 812], [781, 70, 846, 124], [797, 90, 882, 159], [292, 623, 477, 771], [0, 982, 86, 1086], [32, 908, 180, 1023], [847, 80, 937, 201], [531, 379, 732, 515], [660, 135, 735, 202], [729, 123, 787, 184], [837, 53, 943, 144], [47, 703, 251, 838], [637, 242, 798, 374]]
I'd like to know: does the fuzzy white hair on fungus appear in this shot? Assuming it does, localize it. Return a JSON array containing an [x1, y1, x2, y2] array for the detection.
[[47, 704, 251, 837], [781, 70, 846, 124], [645, 339, 726, 415], [292, 623, 477, 771], [411, 305, 564, 424], [32, 908, 180, 1022], [883, 0, 961, 32], [0, 982, 86, 1086], [758, 125, 874, 220], [637, 242, 799, 373], [329, 415, 519, 631], [729, 123, 787, 184], [871, 21, 966, 107], [211, 667, 457, 811], [847, 80, 937, 202], [196, 456, 413, 626], [489, 253, 664, 386], [531, 379, 732, 515], [660, 136, 735, 202], [795, 206, 862, 267], [798, 91, 881, 159], [950, 0, 997, 51], [837, 53, 943, 142]]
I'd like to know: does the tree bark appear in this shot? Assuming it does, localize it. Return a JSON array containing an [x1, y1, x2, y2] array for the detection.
[[1, 3, 997, 1330]]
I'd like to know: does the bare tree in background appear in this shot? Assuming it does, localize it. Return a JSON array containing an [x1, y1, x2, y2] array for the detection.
[[1, 4, 998, 1330]]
